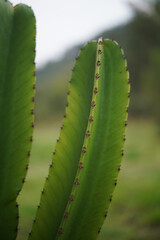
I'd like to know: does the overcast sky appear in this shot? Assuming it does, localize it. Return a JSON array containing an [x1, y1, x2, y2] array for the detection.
[[11, 0, 133, 67]]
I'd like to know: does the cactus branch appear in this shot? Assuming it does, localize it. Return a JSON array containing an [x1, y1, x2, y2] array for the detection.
[[29, 38, 130, 240], [0, 1, 36, 239]]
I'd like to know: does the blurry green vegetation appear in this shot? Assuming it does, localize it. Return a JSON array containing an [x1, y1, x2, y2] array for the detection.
[[17, 120, 160, 240], [35, 0, 160, 125]]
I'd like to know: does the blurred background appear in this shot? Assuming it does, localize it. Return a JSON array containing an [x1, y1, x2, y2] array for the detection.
[[12, 0, 160, 239]]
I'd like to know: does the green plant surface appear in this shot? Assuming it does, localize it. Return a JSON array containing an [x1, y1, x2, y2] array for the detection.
[[29, 38, 130, 240], [0, 1, 36, 239]]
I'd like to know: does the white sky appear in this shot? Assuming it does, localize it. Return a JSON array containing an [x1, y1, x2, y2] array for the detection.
[[11, 0, 132, 67]]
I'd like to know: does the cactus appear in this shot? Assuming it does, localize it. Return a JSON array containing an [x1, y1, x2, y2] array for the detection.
[[29, 38, 130, 240], [0, 0, 36, 239], [0, 1, 130, 239]]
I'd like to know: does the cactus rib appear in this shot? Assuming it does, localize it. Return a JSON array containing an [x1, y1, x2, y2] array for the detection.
[[55, 38, 103, 238]]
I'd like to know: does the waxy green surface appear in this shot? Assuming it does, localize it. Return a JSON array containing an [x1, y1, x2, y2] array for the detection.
[[30, 38, 130, 240], [0, 1, 36, 239]]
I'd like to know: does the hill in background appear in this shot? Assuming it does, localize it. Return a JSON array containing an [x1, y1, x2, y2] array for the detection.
[[35, 0, 160, 124]]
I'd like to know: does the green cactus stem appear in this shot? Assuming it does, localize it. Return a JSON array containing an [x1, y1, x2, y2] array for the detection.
[[0, 1, 36, 239], [29, 38, 130, 240]]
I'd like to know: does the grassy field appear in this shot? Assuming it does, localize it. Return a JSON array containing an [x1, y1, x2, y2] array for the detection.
[[17, 119, 160, 240]]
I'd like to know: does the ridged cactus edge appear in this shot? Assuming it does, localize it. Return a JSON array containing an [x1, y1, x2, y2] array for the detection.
[[0, 0, 36, 239], [29, 38, 130, 240]]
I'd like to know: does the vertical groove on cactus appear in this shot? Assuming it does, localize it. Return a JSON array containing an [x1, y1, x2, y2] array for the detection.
[[55, 38, 103, 238], [29, 38, 130, 240], [0, 1, 36, 239]]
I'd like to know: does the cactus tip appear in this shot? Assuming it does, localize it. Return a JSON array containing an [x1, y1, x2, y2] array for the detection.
[[98, 37, 103, 45]]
